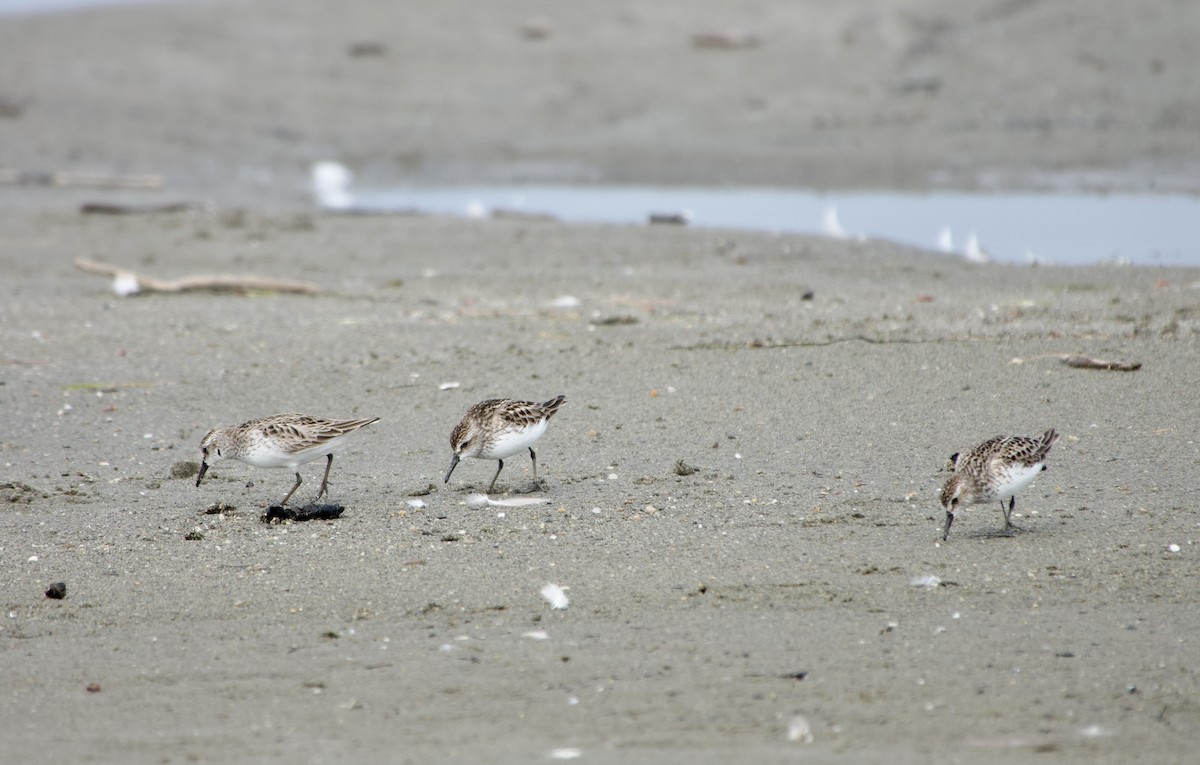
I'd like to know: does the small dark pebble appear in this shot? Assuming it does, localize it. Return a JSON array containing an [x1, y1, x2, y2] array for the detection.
[[781, 671, 809, 681], [184, 530, 204, 541], [262, 503, 345, 523], [801, 290, 815, 300], [45, 582, 67, 599], [204, 502, 236, 515], [86, 683, 102, 693]]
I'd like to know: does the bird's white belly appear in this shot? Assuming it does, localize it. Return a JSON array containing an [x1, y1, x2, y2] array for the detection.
[[241, 437, 343, 470], [993, 462, 1044, 499], [481, 419, 548, 459]]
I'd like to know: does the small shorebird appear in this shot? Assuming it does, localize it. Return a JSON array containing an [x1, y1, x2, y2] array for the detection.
[[939, 428, 1059, 540], [196, 413, 379, 506], [444, 395, 566, 493]]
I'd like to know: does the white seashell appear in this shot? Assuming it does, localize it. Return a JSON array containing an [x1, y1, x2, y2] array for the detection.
[[549, 295, 580, 309], [112, 272, 140, 296], [405, 499, 428, 509], [522, 630, 549, 640], [787, 714, 814, 743], [540, 583, 569, 610], [438, 382, 461, 390], [822, 207, 848, 239], [311, 161, 353, 210], [911, 574, 942, 588], [548, 749, 582, 760], [936, 226, 954, 253], [963, 232, 990, 263]]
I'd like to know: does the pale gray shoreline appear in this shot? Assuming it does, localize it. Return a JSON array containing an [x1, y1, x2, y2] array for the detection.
[[3, 1, 1200, 763]]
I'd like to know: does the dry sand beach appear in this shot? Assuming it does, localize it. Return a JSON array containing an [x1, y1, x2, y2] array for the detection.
[[2, 1, 1200, 763]]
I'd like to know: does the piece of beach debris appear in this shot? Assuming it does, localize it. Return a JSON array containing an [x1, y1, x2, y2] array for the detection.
[[467, 493, 553, 508], [184, 530, 204, 541], [648, 211, 690, 225], [73, 257, 320, 296], [438, 382, 461, 390], [406, 499, 428, 509], [822, 207, 848, 239], [45, 582, 67, 600], [540, 583, 570, 610], [1010, 352, 1141, 372], [1, 481, 46, 503], [170, 461, 200, 479], [911, 574, 942, 588], [674, 459, 699, 476], [691, 30, 762, 49], [1061, 355, 1141, 372], [591, 314, 638, 326], [80, 202, 193, 215], [0, 169, 163, 189], [261, 503, 345, 523], [311, 161, 354, 209], [786, 714, 814, 743], [203, 502, 236, 515], [86, 683, 102, 693]]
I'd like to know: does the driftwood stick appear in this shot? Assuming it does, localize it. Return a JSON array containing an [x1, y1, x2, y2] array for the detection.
[[1010, 352, 1141, 372], [1060, 355, 1142, 372], [73, 257, 320, 295]]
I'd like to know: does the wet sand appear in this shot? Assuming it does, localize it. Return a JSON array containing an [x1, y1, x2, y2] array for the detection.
[[2, 2, 1199, 763]]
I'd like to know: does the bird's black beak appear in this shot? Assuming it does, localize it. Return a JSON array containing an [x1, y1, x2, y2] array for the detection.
[[196, 460, 209, 487], [444, 453, 460, 483], [942, 510, 954, 541]]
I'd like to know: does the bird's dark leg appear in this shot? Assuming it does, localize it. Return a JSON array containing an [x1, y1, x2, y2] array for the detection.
[[1000, 496, 1023, 534], [529, 447, 538, 481], [280, 472, 303, 506], [316, 454, 334, 500], [943, 511, 955, 541], [487, 459, 505, 494]]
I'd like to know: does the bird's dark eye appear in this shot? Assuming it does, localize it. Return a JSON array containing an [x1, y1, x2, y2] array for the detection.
[[951, 497, 959, 507], [201, 447, 208, 457]]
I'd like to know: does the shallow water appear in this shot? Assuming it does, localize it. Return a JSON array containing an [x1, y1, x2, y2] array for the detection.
[[0, 0, 166, 14], [349, 185, 1199, 267]]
